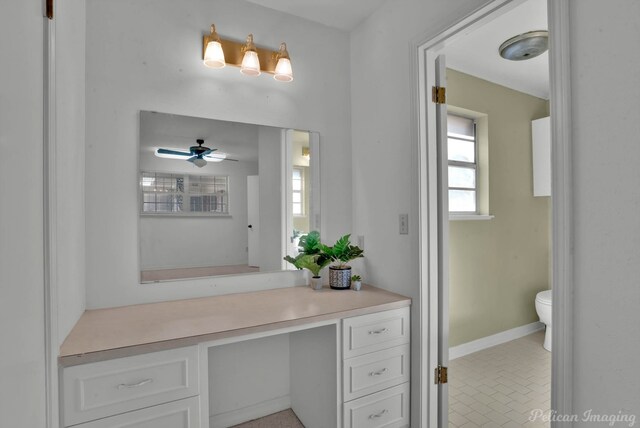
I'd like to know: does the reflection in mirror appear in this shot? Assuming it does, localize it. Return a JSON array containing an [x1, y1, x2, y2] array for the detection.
[[138, 111, 318, 283]]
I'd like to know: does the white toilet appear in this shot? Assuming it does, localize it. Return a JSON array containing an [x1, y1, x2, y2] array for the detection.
[[535, 290, 552, 351]]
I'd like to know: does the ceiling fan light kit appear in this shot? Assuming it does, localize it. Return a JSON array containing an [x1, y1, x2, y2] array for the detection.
[[202, 23, 293, 82], [155, 139, 237, 168]]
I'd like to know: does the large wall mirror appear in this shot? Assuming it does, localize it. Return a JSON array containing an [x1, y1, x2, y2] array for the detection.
[[138, 111, 320, 283]]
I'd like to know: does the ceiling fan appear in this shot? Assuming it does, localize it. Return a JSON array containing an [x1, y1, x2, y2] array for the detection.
[[156, 139, 237, 168]]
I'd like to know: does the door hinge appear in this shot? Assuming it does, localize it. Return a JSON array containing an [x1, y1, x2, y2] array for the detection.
[[435, 365, 448, 384], [432, 86, 446, 104], [46, 0, 54, 19]]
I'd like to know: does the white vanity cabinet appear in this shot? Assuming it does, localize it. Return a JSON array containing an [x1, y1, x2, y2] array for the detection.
[[59, 285, 411, 428], [342, 307, 411, 428]]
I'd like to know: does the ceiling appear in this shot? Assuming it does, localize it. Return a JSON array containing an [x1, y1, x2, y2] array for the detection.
[[444, 0, 549, 99], [140, 112, 260, 163], [245, 0, 386, 31], [245, 0, 548, 97]]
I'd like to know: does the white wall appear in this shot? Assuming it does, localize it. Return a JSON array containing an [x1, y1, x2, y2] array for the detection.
[[56, 0, 87, 345], [258, 126, 285, 271], [0, 1, 46, 426], [569, 0, 640, 420], [352, 0, 640, 423], [350, 0, 490, 423], [84, 0, 352, 309]]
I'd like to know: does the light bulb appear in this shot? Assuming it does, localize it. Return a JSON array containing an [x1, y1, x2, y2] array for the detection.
[[240, 34, 261, 76], [203, 24, 226, 69], [274, 43, 293, 82]]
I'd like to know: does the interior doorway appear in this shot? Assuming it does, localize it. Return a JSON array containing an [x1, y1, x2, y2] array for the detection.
[[415, 0, 573, 426]]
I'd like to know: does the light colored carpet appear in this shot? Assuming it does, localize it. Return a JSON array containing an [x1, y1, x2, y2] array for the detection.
[[448, 331, 551, 427], [230, 409, 304, 428]]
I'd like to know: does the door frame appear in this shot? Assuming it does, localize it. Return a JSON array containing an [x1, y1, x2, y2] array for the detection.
[[412, 0, 573, 426]]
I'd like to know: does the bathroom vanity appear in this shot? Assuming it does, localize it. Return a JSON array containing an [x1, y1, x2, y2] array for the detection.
[[59, 285, 411, 428]]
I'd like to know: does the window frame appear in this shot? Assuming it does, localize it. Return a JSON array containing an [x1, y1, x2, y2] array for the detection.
[[140, 171, 231, 217], [292, 166, 305, 217], [447, 115, 479, 215]]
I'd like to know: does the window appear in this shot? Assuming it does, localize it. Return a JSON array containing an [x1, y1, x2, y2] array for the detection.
[[447, 114, 477, 213], [292, 167, 304, 216], [141, 172, 229, 215]]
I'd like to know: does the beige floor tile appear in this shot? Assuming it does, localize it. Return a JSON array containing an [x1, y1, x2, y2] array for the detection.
[[448, 331, 550, 427]]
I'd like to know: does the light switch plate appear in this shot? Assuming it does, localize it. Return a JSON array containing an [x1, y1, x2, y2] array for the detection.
[[399, 214, 408, 234]]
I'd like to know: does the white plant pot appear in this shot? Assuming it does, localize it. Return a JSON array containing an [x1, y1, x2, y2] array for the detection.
[[310, 275, 323, 291], [352, 281, 362, 291]]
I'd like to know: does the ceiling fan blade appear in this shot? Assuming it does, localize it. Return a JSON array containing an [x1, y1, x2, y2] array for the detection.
[[222, 158, 239, 162], [186, 156, 197, 163], [157, 148, 191, 156], [201, 149, 214, 156]]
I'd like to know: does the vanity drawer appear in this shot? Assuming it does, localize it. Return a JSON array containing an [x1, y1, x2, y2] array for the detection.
[[343, 383, 410, 428], [62, 346, 199, 426], [72, 396, 200, 428], [343, 344, 410, 401], [343, 307, 410, 358]]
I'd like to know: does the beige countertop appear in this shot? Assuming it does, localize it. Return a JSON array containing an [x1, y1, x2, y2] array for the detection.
[[59, 285, 411, 366]]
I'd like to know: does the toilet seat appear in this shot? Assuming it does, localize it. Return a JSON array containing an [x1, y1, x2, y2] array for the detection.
[[536, 290, 552, 305]]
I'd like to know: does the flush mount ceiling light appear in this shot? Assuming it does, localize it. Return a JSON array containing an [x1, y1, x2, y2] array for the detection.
[[499, 30, 549, 61], [202, 23, 293, 82]]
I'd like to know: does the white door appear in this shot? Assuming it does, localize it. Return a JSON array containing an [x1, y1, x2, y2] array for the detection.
[[434, 54, 450, 428], [247, 175, 260, 268]]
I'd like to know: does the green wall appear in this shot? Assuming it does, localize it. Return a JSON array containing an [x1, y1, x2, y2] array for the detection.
[[447, 69, 550, 347]]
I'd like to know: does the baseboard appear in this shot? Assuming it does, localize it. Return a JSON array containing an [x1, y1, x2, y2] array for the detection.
[[449, 322, 544, 360], [210, 395, 291, 428]]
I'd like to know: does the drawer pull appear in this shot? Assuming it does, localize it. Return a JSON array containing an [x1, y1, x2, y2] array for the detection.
[[369, 409, 389, 419], [369, 367, 388, 377], [116, 378, 153, 390], [368, 327, 389, 335]]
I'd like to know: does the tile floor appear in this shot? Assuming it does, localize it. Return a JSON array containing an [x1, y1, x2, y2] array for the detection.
[[448, 331, 551, 427]]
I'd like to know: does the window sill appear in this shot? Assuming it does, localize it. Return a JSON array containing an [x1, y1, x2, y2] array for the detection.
[[449, 214, 494, 221]]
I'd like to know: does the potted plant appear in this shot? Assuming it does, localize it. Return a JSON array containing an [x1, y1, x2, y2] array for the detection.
[[284, 231, 330, 290], [351, 275, 362, 291], [322, 234, 364, 290]]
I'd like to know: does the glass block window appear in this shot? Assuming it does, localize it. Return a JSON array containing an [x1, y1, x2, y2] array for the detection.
[[447, 114, 477, 213], [292, 167, 304, 216], [141, 172, 228, 215]]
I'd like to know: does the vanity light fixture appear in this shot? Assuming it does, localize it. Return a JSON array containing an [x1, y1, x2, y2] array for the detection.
[[202, 24, 293, 82], [274, 43, 293, 82], [240, 34, 261, 76], [203, 24, 226, 68]]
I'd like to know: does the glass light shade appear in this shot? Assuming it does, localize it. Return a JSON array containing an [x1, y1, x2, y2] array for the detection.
[[193, 158, 207, 168], [203, 41, 226, 68], [274, 57, 293, 82], [240, 50, 261, 76]]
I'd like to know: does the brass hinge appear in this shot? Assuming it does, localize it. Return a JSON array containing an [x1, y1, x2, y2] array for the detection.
[[46, 0, 54, 19], [435, 365, 448, 384], [432, 86, 446, 104]]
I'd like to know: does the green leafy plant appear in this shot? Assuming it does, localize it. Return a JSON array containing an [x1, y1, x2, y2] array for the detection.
[[284, 231, 331, 277], [322, 234, 364, 269], [351, 275, 361, 282]]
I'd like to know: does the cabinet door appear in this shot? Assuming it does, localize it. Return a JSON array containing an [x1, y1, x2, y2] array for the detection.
[[532, 116, 551, 196], [72, 396, 200, 428]]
